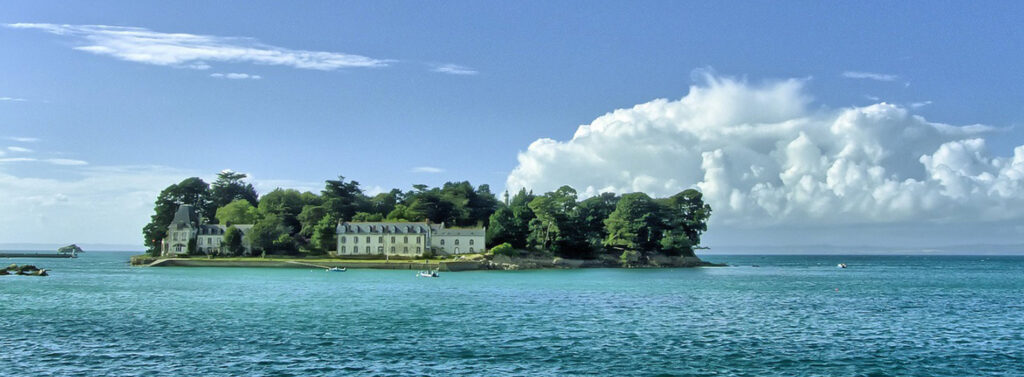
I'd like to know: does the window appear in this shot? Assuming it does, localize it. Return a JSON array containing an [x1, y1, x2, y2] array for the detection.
[[404, 236, 408, 243], [455, 247, 459, 253], [391, 236, 396, 243], [415, 236, 420, 243], [416, 247, 421, 253], [469, 239, 474, 245], [353, 237, 358, 244], [378, 236, 383, 243], [340, 236, 346, 243], [455, 239, 460, 245], [440, 239, 445, 245], [470, 247, 474, 253], [404, 247, 409, 253], [365, 246, 370, 253], [341, 246, 346, 253], [366, 236, 370, 243], [391, 246, 395, 252], [378, 246, 384, 253]]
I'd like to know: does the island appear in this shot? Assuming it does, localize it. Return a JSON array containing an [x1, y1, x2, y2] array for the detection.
[[132, 171, 718, 270]]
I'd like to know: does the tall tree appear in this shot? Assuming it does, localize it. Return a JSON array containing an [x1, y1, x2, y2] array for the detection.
[[311, 214, 338, 253], [222, 226, 244, 256], [215, 199, 259, 225], [142, 177, 212, 255], [604, 192, 663, 253], [322, 176, 368, 221], [209, 170, 258, 212], [258, 189, 304, 233]]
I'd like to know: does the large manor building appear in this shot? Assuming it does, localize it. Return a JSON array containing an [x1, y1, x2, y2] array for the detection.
[[336, 222, 486, 257], [162, 204, 486, 257], [161, 204, 253, 257]]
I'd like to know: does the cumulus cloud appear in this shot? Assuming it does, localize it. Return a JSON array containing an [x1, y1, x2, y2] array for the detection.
[[843, 71, 899, 81], [210, 72, 262, 80], [411, 166, 444, 173], [432, 64, 478, 75], [6, 23, 390, 71], [507, 74, 1022, 228]]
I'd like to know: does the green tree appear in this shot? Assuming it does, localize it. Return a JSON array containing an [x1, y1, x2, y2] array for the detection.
[[187, 237, 199, 255], [258, 189, 305, 233], [297, 205, 328, 238], [604, 192, 663, 252], [620, 249, 641, 267], [351, 212, 384, 222], [223, 226, 245, 256], [311, 215, 338, 253], [209, 170, 258, 211], [385, 204, 423, 221], [215, 199, 259, 225], [246, 214, 291, 255], [142, 177, 212, 255], [322, 176, 368, 221], [576, 192, 620, 251]]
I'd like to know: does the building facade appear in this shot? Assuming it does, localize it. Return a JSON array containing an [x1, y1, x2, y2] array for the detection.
[[336, 221, 485, 257], [161, 204, 253, 256]]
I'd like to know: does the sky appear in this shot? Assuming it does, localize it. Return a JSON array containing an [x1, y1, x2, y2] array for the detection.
[[2, 1, 1023, 252]]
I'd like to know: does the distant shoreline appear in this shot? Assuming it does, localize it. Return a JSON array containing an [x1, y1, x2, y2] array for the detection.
[[130, 254, 721, 271], [0, 253, 75, 258]]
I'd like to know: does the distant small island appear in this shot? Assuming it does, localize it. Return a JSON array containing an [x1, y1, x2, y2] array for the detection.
[[134, 171, 714, 270]]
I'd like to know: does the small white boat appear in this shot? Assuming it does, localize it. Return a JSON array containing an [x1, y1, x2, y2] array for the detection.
[[417, 270, 439, 278], [837, 263, 847, 269], [326, 267, 347, 272]]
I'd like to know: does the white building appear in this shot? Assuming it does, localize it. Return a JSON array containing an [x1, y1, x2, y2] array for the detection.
[[162, 204, 253, 256], [336, 221, 485, 257]]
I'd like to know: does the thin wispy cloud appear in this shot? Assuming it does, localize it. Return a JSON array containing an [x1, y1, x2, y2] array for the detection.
[[7, 146, 32, 153], [1, 96, 27, 102], [0, 157, 36, 163], [910, 100, 933, 108], [210, 72, 262, 80], [6, 137, 39, 142], [842, 71, 899, 82], [411, 166, 444, 173], [432, 64, 478, 75], [6, 23, 391, 71], [47, 158, 89, 166]]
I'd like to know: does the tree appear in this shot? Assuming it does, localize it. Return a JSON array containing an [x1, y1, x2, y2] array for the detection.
[[311, 215, 338, 253], [604, 193, 663, 252], [297, 205, 328, 238], [209, 170, 258, 211], [258, 189, 305, 233], [142, 177, 212, 255], [662, 189, 712, 256], [620, 249, 641, 267], [246, 214, 291, 255], [386, 204, 423, 222], [576, 192, 620, 252], [351, 212, 384, 222], [322, 176, 368, 221], [490, 242, 517, 257], [187, 237, 199, 255], [223, 226, 245, 256], [215, 199, 259, 225]]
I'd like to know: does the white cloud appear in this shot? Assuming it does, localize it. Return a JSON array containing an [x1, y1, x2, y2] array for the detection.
[[432, 64, 478, 75], [46, 158, 89, 166], [7, 23, 390, 71], [843, 71, 899, 81], [411, 166, 444, 173], [0, 157, 37, 163], [8, 146, 32, 153], [507, 74, 1023, 229], [6, 137, 39, 142], [210, 72, 262, 80], [910, 100, 933, 108], [1, 96, 27, 102]]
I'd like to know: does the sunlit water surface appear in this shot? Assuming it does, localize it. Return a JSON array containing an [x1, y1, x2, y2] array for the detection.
[[2, 252, 1023, 376]]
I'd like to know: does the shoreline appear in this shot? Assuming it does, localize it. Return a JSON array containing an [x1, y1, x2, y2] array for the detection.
[[131, 254, 723, 271]]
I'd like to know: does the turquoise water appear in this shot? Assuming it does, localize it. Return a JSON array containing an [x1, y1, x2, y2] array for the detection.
[[2, 253, 1023, 376]]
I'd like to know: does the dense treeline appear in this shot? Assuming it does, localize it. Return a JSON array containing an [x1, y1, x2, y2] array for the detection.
[[143, 172, 711, 261], [487, 186, 711, 262], [143, 171, 499, 256]]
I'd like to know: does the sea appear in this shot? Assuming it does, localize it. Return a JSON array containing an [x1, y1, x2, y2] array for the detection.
[[2, 252, 1022, 376]]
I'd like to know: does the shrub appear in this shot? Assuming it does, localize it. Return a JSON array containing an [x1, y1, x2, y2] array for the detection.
[[490, 242, 517, 257]]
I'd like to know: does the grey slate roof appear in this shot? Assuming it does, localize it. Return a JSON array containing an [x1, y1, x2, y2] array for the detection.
[[432, 228, 486, 237], [337, 222, 431, 234], [171, 204, 199, 228]]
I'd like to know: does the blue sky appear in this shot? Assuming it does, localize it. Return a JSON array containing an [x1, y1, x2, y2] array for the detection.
[[2, 1, 1024, 250]]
